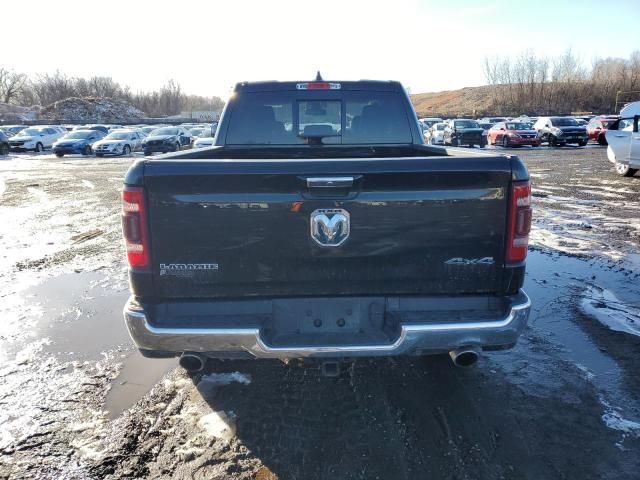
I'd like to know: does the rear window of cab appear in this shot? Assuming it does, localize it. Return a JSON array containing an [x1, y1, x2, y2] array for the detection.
[[225, 91, 412, 145]]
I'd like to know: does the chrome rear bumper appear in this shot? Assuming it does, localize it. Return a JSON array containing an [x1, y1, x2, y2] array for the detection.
[[124, 291, 530, 359]]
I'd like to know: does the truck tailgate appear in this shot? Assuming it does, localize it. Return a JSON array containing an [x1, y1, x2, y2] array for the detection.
[[142, 157, 512, 299]]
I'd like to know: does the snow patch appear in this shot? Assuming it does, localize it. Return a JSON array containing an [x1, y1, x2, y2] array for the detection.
[[81, 180, 95, 189], [598, 395, 640, 449], [580, 286, 640, 338], [197, 411, 237, 441], [198, 372, 251, 386]]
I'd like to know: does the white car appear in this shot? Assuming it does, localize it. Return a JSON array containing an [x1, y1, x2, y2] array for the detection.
[[93, 129, 144, 156], [425, 122, 446, 145], [193, 136, 215, 148], [605, 101, 640, 177], [8, 126, 65, 152], [419, 117, 444, 129]]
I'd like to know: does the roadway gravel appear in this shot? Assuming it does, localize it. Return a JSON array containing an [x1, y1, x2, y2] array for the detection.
[[0, 145, 639, 480]]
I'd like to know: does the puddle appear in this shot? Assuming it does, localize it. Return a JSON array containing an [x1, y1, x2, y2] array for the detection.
[[521, 250, 640, 433], [104, 351, 175, 419], [24, 271, 130, 359]]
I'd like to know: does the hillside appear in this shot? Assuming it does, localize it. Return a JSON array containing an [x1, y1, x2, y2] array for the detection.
[[410, 85, 506, 118]]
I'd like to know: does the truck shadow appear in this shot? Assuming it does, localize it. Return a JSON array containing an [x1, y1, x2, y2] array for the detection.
[[191, 351, 625, 480]]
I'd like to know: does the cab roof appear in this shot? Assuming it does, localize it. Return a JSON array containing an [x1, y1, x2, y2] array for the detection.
[[234, 80, 404, 93]]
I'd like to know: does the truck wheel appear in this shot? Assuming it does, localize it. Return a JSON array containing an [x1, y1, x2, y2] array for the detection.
[[502, 136, 509, 148], [35, 142, 44, 153], [615, 161, 638, 177], [598, 134, 607, 146]]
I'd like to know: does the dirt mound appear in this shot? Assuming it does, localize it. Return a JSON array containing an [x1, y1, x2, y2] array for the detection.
[[39, 97, 146, 122], [411, 85, 507, 117], [0, 102, 40, 122]]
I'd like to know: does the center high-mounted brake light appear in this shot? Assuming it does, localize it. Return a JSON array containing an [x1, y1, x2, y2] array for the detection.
[[296, 82, 341, 90], [506, 180, 532, 264], [122, 186, 150, 269]]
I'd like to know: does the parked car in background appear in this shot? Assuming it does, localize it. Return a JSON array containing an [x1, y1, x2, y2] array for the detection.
[[73, 124, 110, 134], [193, 135, 216, 148], [534, 117, 588, 147], [587, 116, 619, 145], [93, 129, 144, 156], [443, 119, 485, 147], [52, 129, 106, 157], [573, 118, 588, 126], [419, 117, 444, 128], [425, 122, 446, 145], [188, 127, 210, 140], [481, 117, 507, 124], [478, 121, 493, 144], [9, 127, 65, 152], [0, 125, 28, 137], [488, 121, 541, 148], [141, 127, 192, 155], [139, 126, 160, 136], [0, 130, 9, 155], [605, 102, 639, 176]]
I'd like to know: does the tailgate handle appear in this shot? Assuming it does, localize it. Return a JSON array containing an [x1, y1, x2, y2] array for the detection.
[[306, 176, 354, 188]]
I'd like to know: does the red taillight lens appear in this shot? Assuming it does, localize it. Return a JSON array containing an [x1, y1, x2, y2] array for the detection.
[[122, 186, 149, 269], [506, 180, 532, 264]]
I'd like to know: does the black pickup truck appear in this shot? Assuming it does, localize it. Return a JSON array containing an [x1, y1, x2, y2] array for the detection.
[[122, 79, 531, 374]]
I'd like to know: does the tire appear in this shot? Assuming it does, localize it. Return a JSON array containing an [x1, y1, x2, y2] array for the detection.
[[175, 143, 181, 152], [548, 135, 557, 147], [96, 153, 104, 157], [597, 134, 607, 146], [122, 145, 131, 156], [578, 140, 587, 147], [615, 161, 638, 177], [479, 140, 486, 148], [83, 145, 92, 156], [452, 138, 460, 147], [144, 150, 151, 156], [1, 143, 9, 155], [502, 136, 510, 148], [55, 152, 64, 158], [35, 142, 44, 153]]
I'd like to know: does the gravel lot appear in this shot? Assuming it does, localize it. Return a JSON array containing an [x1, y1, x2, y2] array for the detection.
[[1, 145, 639, 479]]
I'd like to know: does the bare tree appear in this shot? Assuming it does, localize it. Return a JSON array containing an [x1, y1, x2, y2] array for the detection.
[[0, 68, 27, 104]]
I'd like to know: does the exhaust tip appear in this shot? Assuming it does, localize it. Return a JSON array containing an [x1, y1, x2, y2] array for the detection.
[[179, 353, 206, 373], [449, 347, 480, 368]]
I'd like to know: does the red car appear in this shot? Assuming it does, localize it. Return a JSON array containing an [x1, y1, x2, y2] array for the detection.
[[587, 116, 619, 145], [487, 121, 541, 148]]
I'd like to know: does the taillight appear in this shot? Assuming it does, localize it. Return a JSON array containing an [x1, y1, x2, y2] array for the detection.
[[122, 186, 150, 269], [506, 180, 532, 264]]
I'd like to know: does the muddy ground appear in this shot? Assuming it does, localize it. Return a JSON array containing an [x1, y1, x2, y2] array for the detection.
[[1, 145, 639, 479]]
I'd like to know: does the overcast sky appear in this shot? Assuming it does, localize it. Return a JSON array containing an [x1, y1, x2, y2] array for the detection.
[[2, 0, 639, 98]]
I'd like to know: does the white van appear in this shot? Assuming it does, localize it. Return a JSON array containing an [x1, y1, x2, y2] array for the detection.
[[605, 101, 640, 176]]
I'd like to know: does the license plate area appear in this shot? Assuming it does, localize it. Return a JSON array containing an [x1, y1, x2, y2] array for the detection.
[[261, 297, 399, 347]]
